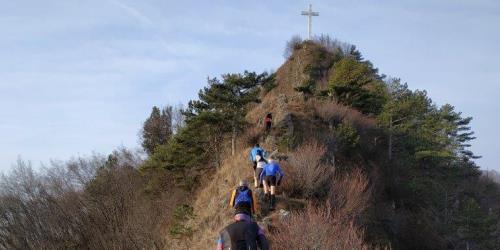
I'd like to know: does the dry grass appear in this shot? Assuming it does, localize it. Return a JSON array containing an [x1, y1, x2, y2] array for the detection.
[[246, 42, 326, 128], [167, 150, 256, 249]]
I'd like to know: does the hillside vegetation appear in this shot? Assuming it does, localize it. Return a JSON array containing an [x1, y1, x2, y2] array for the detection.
[[1, 35, 499, 250]]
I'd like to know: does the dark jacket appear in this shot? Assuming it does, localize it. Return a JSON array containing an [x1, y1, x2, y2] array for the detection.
[[216, 214, 269, 250]]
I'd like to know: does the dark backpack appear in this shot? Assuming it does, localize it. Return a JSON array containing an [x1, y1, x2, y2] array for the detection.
[[220, 221, 260, 250], [256, 149, 264, 158], [235, 189, 251, 206]]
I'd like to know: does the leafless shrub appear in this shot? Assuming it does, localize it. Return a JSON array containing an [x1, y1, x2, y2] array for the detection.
[[271, 205, 368, 250], [283, 35, 304, 59], [312, 100, 376, 130], [313, 34, 355, 56], [329, 168, 371, 221], [282, 140, 333, 199], [314, 100, 347, 123], [272, 169, 372, 249], [0, 149, 171, 250]]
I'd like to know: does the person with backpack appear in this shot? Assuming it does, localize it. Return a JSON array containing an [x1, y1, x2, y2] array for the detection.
[[216, 212, 269, 250], [264, 113, 272, 132], [229, 180, 258, 216], [254, 152, 267, 188], [259, 157, 284, 210], [249, 144, 266, 188]]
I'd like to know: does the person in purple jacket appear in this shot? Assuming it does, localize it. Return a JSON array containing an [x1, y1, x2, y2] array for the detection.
[[259, 156, 284, 210]]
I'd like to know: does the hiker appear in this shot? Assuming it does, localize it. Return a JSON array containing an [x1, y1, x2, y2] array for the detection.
[[216, 213, 269, 250], [259, 157, 284, 210], [229, 180, 258, 216], [254, 152, 267, 188], [249, 144, 266, 187], [264, 113, 272, 132]]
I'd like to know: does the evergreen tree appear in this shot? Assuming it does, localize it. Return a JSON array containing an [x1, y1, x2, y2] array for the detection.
[[328, 57, 387, 114], [142, 71, 269, 173], [379, 79, 478, 165], [377, 79, 488, 248], [141, 106, 173, 155], [454, 197, 497, 249], [186, 71, 268, 156]]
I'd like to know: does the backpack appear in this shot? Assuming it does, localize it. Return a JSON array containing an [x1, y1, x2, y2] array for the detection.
[[255, 149, 264, 159], [235, 189, 251, 206], [221, 221, 260, 250]]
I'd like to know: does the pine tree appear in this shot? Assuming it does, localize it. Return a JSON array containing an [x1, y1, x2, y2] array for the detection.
[[143, 71, 269, 172], [186, 71, 268, 156], [328, 57, 387, 114], [379, 79, 479, 166], [455, 197, 497, 249]]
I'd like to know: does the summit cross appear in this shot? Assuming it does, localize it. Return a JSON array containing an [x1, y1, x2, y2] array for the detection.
[[301, 4, 319, 40]]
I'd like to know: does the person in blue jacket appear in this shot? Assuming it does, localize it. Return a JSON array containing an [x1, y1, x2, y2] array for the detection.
[[249, 144, 266, 188], [259, 156, 284, 210]]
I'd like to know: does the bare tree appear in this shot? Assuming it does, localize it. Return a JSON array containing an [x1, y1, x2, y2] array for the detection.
[[172, 103, 185, 134], [0, 149, 170, 250]]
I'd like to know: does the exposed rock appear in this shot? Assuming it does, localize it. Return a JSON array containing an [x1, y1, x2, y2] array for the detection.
[[278, 209, 291, 221]]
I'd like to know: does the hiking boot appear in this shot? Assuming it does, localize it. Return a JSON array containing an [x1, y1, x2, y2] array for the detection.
[[269, 195, 276, 211]]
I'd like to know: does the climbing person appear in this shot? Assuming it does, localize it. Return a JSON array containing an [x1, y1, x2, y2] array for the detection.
[[259, 156, 284, 211], [216, 212, 269, 250], [229, 180, 258, 216], [264, 113, 272, 133], [249, 144, 266, 188], [254, 152, 267, 188]]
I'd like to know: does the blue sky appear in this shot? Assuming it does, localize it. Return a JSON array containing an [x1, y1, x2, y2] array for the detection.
[[0, 0, 499, 172]]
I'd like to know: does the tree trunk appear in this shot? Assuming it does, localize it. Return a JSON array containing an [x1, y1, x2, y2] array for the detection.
[[231, 125, 236, 156]]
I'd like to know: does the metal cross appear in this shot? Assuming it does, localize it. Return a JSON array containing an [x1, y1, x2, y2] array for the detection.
[[301, 4, 319, 40]]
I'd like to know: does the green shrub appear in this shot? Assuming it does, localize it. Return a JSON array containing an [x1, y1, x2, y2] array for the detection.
[[169, 204, 195, 238], [334, 122, 360, 153]]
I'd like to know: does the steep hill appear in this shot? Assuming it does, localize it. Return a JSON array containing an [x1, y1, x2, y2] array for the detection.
[[166, 40, 500, 249], [166, 44, 324, 249], [169, 42, 383, 249]]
